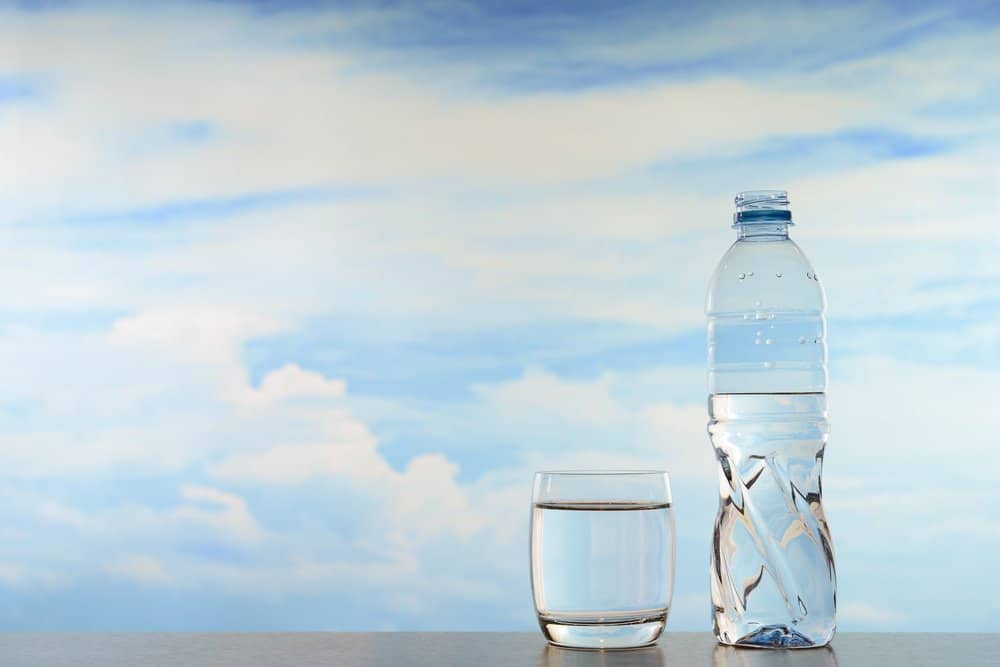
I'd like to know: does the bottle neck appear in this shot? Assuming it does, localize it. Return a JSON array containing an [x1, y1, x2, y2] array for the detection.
[[737, 223, 789, 240]]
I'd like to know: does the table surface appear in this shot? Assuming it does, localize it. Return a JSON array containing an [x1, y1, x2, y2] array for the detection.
[[0, 632, 994, 667]]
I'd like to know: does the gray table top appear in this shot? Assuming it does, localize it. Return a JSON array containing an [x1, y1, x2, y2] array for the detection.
[[0, 632, 993, 667]]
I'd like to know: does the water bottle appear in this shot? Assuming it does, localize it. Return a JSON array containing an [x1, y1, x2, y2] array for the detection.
[[706, 190, 836, 648]]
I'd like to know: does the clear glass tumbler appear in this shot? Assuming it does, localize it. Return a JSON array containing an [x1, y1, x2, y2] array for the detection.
[[530, 471, 675, 649]]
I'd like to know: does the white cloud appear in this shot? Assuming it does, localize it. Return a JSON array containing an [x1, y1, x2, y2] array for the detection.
[[791, 148, 1000, 241], [208, 422, 482, 542], [839, 600, 905, 627], [0, 428, 198, 478], [832, 356, 999, 465], [38, 501, 95, 531], [797, 24, 1000, 115], [465, 367, 713, 479], [36, 485, 263, 550], [108, 307, 284, 364], [0, 563, 25, 588], [173, 485, 263, 545], [0, 3, 991, 342], [638, 402, 715, 480], [922, 518, 1000, 542], [109, 554, 172, 586], [0, 3, 965, 221], [233, 363, 346, 409], [472, 367, 627, 427], [396, 454, 483, 540], [0, 562, 68, 591], [210, 437, 380, 485]]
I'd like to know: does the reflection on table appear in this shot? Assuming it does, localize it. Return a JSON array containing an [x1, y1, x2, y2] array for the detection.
[[713, 644, 839, 667], [538, 642, 839, 667], [540, 644, 664, 667]]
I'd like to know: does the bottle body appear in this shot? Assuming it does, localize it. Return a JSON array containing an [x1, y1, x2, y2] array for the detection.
[[708, 393, 834, 647], [706, 192, 836, 648]]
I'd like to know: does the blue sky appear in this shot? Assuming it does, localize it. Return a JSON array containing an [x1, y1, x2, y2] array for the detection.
[[0, 0, 998, 631]]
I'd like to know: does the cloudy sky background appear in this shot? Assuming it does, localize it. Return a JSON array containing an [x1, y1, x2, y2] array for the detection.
[[1, 0, 998, 631]]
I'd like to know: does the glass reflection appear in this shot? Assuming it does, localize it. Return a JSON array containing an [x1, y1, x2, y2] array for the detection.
[[539, 644, 665, 667]]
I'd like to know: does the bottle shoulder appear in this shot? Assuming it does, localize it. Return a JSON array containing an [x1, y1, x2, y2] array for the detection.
[[707, 238, 825, 315]]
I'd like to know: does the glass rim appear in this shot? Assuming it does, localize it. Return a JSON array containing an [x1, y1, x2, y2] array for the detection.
[[533, 469, 671, 504], [534, 469, 669, 477]]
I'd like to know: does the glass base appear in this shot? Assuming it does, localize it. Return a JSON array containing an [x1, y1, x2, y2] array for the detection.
[[539, 613, 666, 650]]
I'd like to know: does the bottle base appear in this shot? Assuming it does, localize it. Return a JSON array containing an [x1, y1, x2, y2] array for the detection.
[[717, 625, 832, 649]]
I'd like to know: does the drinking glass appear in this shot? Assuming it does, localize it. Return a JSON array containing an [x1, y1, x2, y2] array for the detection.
[[530, 471, 675, 649]]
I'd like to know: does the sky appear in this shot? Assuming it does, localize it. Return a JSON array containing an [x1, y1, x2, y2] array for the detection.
[[0, 0, 998, 632]]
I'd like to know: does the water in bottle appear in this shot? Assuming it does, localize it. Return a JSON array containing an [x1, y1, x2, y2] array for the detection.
[[706, 190, 836, 648]]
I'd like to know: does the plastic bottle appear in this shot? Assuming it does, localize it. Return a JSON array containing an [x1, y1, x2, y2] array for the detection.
[[706, 190, 836, 648]]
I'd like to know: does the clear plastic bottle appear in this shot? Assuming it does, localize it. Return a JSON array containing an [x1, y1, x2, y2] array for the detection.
[[706, 190, 836, 648]]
